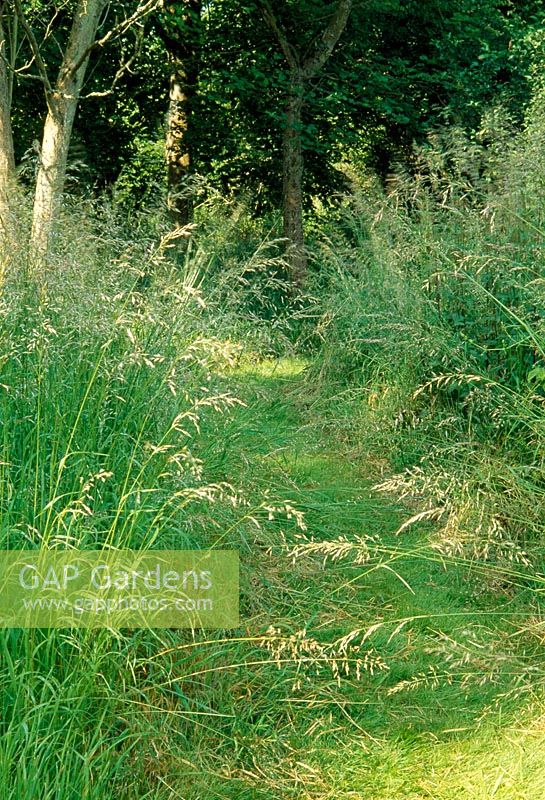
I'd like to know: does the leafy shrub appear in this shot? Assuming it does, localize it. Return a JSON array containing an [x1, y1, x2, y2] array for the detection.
[[112, 137, 166, 212]]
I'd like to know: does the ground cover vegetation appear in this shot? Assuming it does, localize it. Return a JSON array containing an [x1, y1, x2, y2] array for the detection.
[[2, 1, 545, 797]]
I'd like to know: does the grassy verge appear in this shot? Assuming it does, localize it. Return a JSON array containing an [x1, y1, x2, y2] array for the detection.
[[149, 358, 545, 799], [3, 176, 545, 797]]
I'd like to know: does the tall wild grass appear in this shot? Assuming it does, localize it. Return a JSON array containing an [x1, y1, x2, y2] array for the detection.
[[309, 102, 545, 565], [0, 196, 378, 798]]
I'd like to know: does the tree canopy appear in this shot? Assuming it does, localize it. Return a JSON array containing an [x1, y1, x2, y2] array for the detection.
[[1, 0, 544, 264]]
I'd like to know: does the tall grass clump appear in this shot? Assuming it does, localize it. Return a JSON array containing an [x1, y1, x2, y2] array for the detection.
[[308, 102, 545, 564], [0, 195, 384, 799], [0, 200, 241, 796], [0, 195, 288, 797], [168, 188, 308, 357]]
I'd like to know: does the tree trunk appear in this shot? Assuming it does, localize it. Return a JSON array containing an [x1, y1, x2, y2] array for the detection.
[[166, 56, 193, 226], [162, 0, 202, 227], [31, 0, 105, 261], [260, 0, 353, 285], [0, 7, 15, 246], [282, 73, 306, 284]]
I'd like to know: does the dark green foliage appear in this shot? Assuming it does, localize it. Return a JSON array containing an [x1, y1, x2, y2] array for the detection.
[[112, 137, 166, 210], [186, 0, 544, 201], [9, 0, 543, 209]]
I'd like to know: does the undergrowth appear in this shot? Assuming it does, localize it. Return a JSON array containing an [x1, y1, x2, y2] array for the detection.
[[308, 102, 545, 569], [5, 104, 545, 798], [0, 198, 387, 798]]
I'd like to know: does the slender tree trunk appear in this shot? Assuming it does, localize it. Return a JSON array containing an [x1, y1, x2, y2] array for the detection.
[[0, 6, 15, 246], [166, 55, 193, 226], [31, 0, 105, 260], [259, 0, 352, 284], [161, 0, 202, 227], [282, 72, 306, 284]]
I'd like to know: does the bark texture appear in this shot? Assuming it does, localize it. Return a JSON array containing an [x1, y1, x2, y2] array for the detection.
[[159, 0, 202, 226], [30, 0, 106, 260], [282, 74, 305, 283], [0, 6, 15, 245]]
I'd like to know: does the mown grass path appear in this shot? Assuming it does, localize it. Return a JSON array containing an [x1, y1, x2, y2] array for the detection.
[[185, 359, 545, 800]]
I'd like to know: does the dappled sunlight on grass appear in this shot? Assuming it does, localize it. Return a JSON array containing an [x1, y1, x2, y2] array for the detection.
[[231, 354, 310, 380], [315, 704, 545, 800], [167, 363, 545, 798]]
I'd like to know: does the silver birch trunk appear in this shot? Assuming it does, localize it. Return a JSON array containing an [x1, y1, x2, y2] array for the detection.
[[0, 8, 15, 246], [31, 0, 105, 260]]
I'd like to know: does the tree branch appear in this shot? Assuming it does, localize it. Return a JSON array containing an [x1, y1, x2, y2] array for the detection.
[[257, 0, 299, 71], [302, 0, 352, 79], [81, 24, 144, 99], [67, 0, 161, 80], [12, 0, 53, 96]]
